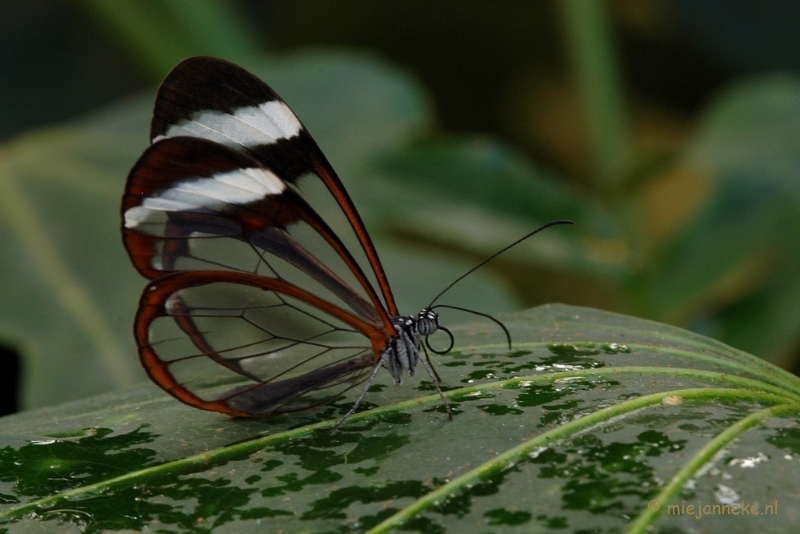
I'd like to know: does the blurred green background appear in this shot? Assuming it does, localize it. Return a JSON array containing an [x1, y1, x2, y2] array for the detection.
[[2, 0, 800, 415]]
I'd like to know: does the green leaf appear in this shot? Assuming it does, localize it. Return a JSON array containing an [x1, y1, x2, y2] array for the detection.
[[559, 0, 633, 186], [78, 0, 262, 79], [360, 138, 620, 278], [1, 305, 798, 533], [647, 76, 800, 360], [0, 101, 150, 409]]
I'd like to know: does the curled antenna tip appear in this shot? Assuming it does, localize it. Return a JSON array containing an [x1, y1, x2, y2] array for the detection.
[[431, 304, 512, 350]]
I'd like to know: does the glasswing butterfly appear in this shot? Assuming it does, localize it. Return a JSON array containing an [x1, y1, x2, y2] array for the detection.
[[121, 56, 570, 427]]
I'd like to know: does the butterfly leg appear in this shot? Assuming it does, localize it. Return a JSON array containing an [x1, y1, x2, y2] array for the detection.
[[321, 358, 385, 431], [418, 343, 453, 421], [394, 323, 453, 421]]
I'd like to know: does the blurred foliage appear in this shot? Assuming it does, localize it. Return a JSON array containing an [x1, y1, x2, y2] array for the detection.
[[1, 0, 800, 413]]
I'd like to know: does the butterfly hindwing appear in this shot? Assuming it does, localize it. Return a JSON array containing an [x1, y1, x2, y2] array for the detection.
[[135, 270, 383, 416]]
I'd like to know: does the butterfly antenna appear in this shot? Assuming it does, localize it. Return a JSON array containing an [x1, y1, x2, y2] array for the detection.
[[426, 220, 574, 308], [430, 304, 512, 349]]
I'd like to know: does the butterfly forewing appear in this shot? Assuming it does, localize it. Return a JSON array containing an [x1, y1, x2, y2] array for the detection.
[[136, 271, 383, 416], [147, 56, 397, 317]]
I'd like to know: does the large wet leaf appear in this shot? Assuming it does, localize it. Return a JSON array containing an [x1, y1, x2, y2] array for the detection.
[[1, 304, 797, 533]]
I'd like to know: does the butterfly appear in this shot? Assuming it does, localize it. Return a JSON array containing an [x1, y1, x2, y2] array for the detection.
[[121, 56, 466, 427], [121, 56, 571, 427]]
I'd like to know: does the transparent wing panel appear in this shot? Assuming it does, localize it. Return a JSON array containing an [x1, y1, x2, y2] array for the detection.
[[138, 275, 378, 416]]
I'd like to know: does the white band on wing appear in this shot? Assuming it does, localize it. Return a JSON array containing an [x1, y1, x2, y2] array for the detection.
[[153, 101, 303, 147], [124, 167, 286, 228]]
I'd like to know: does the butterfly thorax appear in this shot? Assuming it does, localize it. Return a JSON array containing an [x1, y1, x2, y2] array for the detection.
[[382, 309, 440, 385]]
